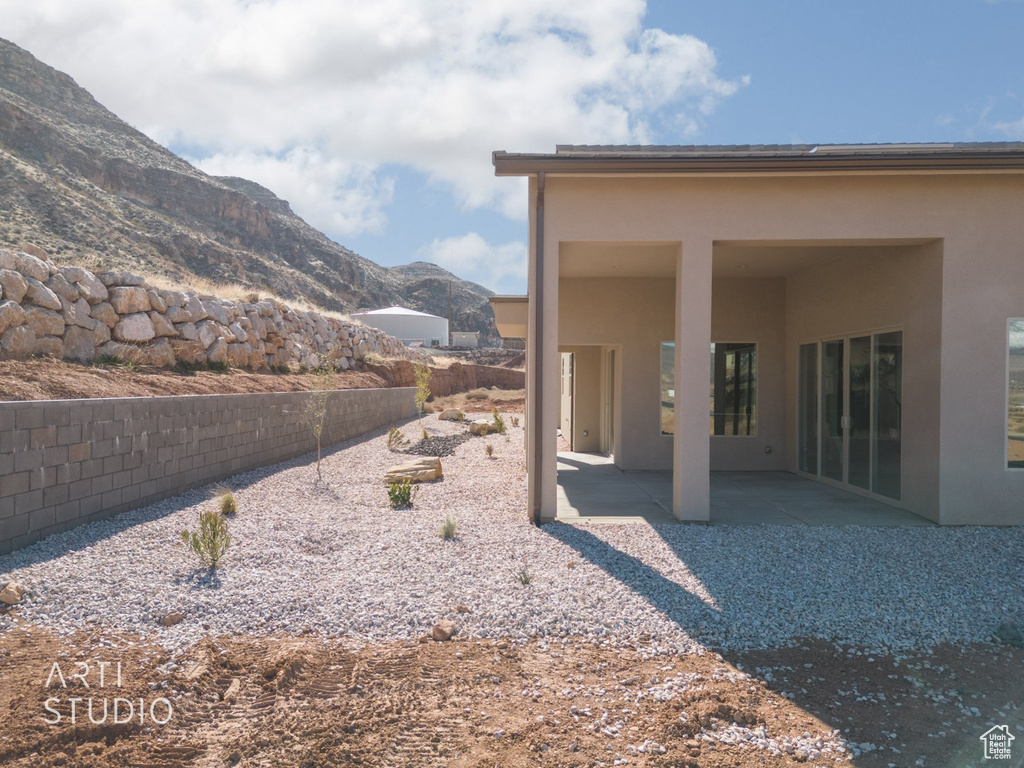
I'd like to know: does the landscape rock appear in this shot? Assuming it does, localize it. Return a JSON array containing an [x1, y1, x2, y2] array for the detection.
[[23, 307, 66, 338], [89, 301, 119, 328], [469, 419, 499, 436], [149, 311, 177, 338], [993, 622, 1024, 648], [160, 611, 186, 627], [0, 582, 26, 605], [207, 337, 228, 364], [13, 251, 49, 281], [45, 272, 79, 302], [147, 289, 167, 313], [74, 271, 109, 304], [22, 276, 63, 310], [0, 300, 26, 334], [63, 326, 98, 362], [0, 325, 36, 356], [170, 339, 206, 365], [113, 312, 156, 343], [32, 336, 65, 358], [430, 620, 457, 641], [0, 269, 29, 304], [384, 456, 443, 483], [438, 409, 466, 421], [61, 296, 94, 329], [108, 286, 151, 314], [143, 338, 176, 367]]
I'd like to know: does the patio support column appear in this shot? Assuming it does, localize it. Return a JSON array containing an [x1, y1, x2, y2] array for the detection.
[[672, 239, 713, 521], [527, 172, 560, 524]]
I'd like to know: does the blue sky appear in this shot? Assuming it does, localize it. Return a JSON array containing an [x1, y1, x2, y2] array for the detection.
[[2, 0, 1023, 296]]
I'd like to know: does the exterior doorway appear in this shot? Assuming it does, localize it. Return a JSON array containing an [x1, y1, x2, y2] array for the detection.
[[798, 330, 903, 502]]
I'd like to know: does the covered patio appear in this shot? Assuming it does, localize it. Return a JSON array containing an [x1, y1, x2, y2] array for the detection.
[[557, 452, 934, 526]]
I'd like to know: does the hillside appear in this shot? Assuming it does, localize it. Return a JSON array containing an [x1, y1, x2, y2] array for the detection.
[[0, 38, 498, 341]]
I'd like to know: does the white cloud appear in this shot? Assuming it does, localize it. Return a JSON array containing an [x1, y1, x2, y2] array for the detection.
[[994, 116, 1024, 136], [416, 233, 527, 294], [0, 0, 745, 236]]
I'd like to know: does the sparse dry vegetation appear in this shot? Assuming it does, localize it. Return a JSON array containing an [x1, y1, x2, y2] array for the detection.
[[180, 510, 232, 569]]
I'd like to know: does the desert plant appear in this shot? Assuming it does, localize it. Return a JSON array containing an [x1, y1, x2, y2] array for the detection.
[[414, 363, 432, 415], [439, 514, 459, 540], [421, 426, 429, 441], [491, 407, 507, 434], [388, 479, 416, 509], [515, 555, 534, 586], [511, 416, 520, 428], [485, 443, 494, 458], [305, 352, 337, 481], [466, 389, 489, 401], [180, 510, 232, 569], [214, 485, 237, 516], [387, 427, 410, 450]]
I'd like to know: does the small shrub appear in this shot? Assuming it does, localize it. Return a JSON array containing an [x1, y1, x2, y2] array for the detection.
[[180, 510, 232, 569], [485, 443, 494, 458], [511, 416, 520, 428], [491, 407, 507, 434], [439, 514, 459, 540], [421, 426, 429, 441], [214, 485, 237, 516], [207, 360, 231, 373], [414, 363, 432, 415], [516, 555, 534, 586], [388, 479, 416, 509], [466, 389, 489, 401], [387, 427, 410, 451]]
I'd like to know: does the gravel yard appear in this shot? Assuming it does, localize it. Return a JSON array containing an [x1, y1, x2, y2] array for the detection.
[[2, 415, 1022, 657]]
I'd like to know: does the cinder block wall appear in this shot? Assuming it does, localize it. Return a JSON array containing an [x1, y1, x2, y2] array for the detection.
[[0, 388, 416, 554]]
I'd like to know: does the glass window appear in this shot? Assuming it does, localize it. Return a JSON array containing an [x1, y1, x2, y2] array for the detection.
[[1009, 320, 1024, 469], [661, 341, 759, 436], [711, 343, 757, 436], [661, 342, 675, 435]]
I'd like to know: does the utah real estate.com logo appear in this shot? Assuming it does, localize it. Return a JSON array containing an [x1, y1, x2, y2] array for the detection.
[[980, 725, 1015, 761]]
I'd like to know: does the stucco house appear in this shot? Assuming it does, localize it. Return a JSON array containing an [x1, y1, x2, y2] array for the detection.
[[489, 143, 1024, 526]]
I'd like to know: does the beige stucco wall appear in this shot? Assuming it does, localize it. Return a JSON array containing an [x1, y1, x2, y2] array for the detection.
[[531, 171, 1024, 524], [783, 242, 943, 520], [711, 278, 788, 471], [560, 277, 674, 469]]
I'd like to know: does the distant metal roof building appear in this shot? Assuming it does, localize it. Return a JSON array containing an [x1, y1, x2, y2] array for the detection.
[[351, 306, 449, 348]]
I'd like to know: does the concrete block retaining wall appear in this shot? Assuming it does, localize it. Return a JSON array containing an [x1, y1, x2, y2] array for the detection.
[[0, 387, 416, 554]]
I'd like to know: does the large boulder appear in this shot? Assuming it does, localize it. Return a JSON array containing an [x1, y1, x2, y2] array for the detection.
[[438, 409, 465, 421], [384, 456, 443, 483], [114, 312, 156, 343], [23, 277, 62, 310], [170, 339, 207, 365], [196, 319, 221, 349], [32, 335, 64, 358], [23, 307, 65, 338], [63, 325, 98, 362], [13, 251, 49, 282], [61, 296, 95, 329], [89, 301, 119, 328], [207, 337, 228, 364], [74, 270, 109, 304], [0, 269, 28, 304], [0, 325, 36, 356], [147, 289, 167, 313], [0, 300, 25, 335], [45, 273, 80, 302], [149, 311, 177, 338], [143, 338, 177, 367], [469, 419, 499, 436], [108, 286, 151, 314]]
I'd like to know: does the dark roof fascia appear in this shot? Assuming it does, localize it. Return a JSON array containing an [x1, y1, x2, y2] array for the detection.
[[492, 149, 1024, 176]]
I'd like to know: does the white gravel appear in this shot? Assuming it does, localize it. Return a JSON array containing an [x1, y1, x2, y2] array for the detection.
[[2, 415, 1022, 656]]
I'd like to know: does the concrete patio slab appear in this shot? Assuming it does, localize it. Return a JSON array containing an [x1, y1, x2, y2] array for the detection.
[[556, 453, 935, 526]]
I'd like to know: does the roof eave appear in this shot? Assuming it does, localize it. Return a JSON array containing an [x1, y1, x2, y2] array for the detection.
[[492, 150, 1024, 176]]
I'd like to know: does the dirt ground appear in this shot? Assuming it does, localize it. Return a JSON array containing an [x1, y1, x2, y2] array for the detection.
[[0, 359, 391, 401], [0, 625, 1020, 768], [0, 358, 526, 408]]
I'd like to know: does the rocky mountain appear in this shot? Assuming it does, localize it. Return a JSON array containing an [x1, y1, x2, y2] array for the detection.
[[0, 38, 499, 342]]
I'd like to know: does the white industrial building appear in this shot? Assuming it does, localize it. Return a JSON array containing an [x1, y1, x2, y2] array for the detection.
[[350, 306, 449, 347]]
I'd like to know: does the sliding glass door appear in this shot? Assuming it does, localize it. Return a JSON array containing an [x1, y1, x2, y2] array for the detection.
[[797, 331, 903, 500]]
